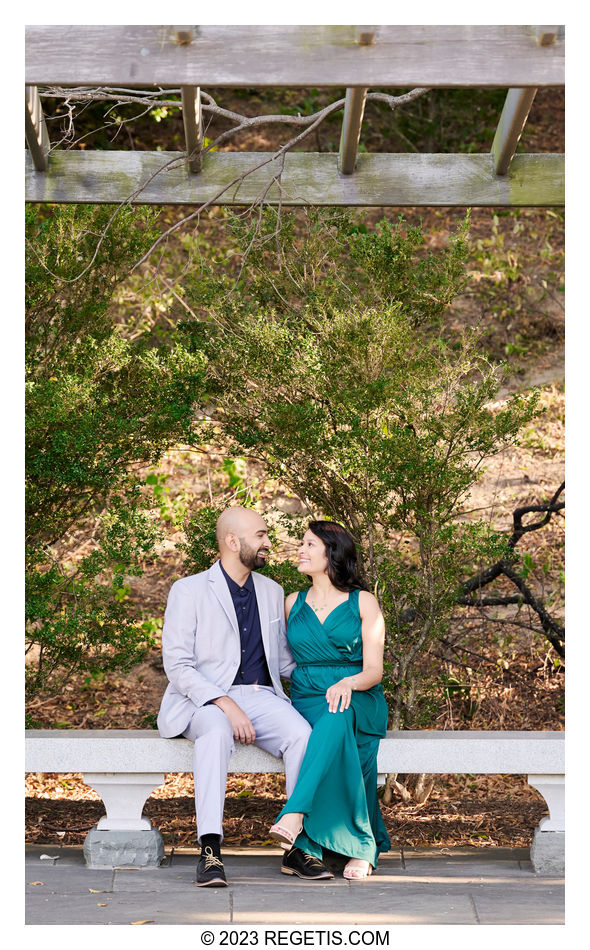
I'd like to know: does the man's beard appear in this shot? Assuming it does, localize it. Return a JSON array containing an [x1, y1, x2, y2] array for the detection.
[[238, 540, 268, 571]]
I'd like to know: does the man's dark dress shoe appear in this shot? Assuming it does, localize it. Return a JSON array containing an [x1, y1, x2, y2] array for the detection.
[[196, 846, 228, 887], [281, 846, 334, 880]]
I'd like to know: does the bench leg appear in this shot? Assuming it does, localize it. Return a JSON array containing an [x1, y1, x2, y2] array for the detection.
[[527, 774, 565, 874], [82, 772, 165, 868]]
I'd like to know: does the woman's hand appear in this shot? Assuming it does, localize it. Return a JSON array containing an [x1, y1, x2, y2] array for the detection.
[[326, 677, 356, 713]]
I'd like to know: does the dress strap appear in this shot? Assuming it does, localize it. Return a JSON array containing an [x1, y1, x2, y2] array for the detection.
[[287, 588, 308, 624]]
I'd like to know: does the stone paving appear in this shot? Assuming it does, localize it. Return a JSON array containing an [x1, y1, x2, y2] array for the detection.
[[25, 844, 564, 926]]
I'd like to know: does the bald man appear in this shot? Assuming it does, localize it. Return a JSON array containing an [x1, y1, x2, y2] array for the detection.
[[157, 507, 333, 886]]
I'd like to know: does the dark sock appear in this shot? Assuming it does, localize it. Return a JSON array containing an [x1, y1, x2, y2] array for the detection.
[[200, 834, 222, 857]]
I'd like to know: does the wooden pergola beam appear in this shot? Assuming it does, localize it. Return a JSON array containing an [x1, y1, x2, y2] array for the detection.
[[491, 88, 538, 176], [181, 85, 203, 173], [489, 26, 560, 176], [25, 84, 50, 172], [25, 150, 564, 207], [24, 25, 564, 87]]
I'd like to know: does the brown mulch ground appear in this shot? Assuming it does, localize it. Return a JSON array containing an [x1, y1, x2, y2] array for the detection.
[[26, 589, 563, 852], [25, 771, 548, 852]]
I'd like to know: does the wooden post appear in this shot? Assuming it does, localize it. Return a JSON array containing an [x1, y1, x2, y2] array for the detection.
[[491, 87, 538, 176], [535, 26, 559, 46], [338, 27, 374, 175], [339, 88, 368, 174], [181, 85, 203, 173], [174, 26, 194, 45], [356, 26, 376, 46], [25, 84, 49, 172]]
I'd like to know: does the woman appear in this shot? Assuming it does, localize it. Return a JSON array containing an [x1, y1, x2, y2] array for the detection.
[[270, 520, 390, 879]]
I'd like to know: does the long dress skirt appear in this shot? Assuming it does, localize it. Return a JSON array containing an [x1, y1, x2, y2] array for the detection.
[[275, 588, 390, 866]]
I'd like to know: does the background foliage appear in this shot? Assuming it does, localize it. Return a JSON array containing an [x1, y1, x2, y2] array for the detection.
[[25, 83, 563, 851], [177, 209, 541, 726], [25, 205, 207, 701], [25, 200, 559, 731]]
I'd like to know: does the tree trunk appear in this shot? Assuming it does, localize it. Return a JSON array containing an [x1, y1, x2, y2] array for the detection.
[[381, 772, 435, 806]]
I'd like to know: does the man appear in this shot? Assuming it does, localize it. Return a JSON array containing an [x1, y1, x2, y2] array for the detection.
[[157, 506, 333, 885]]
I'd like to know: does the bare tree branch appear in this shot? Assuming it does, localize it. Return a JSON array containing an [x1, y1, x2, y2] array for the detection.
[[458, 482, 565, 655], [456, 595, 525, 606], [396, 484, 564, 656], [31, 85, 431, 281], [499, 561, 564, 655], [508, 481, 565, 549], [39, 85, 430, 138]]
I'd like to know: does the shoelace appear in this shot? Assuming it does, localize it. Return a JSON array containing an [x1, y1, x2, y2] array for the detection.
[[202, 847, 224, 871], [302, 853, 324, 869]]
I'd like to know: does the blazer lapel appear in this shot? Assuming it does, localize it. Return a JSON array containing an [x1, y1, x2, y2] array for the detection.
[[208, 560, 239, 637], [252, 571, 271, 659]]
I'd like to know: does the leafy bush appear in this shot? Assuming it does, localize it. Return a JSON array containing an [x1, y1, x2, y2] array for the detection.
[[177, 209, 540, 725], [25, 205, 207, 701]]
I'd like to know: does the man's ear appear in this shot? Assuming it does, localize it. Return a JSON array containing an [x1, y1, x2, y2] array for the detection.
[[225, 532, 240, 553]]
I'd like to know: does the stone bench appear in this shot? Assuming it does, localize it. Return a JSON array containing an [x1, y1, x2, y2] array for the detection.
[[25, 728, 564, 873]]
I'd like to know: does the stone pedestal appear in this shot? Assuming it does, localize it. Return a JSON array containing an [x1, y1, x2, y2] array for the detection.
[[83, 828, 165, 868], [83, 772, 165, 830], [527, 774, 565, 874], [530, 829, 565, 875], [82, 771, 166, 867]]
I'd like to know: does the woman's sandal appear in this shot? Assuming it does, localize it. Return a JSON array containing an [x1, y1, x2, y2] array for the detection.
[[269, 821, 303, 846], [343, 860, 373, 880]]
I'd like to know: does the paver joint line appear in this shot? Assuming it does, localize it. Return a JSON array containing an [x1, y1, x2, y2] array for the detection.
[[469, 892, 482, 924]]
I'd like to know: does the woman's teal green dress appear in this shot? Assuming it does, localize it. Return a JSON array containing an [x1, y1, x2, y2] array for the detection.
[[276, 588, 390, 867]]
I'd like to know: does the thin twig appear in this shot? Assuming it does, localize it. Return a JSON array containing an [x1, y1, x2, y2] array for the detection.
[[31, 86, 431, 282]]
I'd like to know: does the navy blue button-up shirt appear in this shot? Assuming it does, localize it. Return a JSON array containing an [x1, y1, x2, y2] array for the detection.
[[220, 563, 271, 687]]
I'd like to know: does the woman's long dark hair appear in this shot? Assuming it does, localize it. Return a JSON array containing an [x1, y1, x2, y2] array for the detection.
[[307, 521, 369, 592]]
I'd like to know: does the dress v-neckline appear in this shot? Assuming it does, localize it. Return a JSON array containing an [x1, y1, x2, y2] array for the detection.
[[303, 593, 350, 627]]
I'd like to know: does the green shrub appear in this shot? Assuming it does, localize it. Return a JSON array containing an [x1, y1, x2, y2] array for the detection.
[[25, 205, 207, 700], [178, 209, 539, 725]]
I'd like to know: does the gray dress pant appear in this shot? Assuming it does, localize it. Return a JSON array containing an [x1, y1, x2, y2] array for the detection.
[[182, 684, 312, 841]]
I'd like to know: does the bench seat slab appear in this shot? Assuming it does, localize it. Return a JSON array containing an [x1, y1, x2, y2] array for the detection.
[[25, 730, 564, 870]]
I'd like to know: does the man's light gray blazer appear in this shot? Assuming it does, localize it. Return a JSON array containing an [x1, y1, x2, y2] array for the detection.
[[157, 559, 295, 738]]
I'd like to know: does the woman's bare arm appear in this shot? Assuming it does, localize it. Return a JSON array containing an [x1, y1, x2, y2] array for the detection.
[[285, 590, 299, 624], [325, 590, 385, 712]]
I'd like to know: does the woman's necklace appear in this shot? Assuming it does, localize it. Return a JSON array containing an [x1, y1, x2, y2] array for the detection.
[[309, 588, 334, 615]]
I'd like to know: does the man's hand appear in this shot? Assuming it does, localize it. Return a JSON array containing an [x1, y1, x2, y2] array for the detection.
[[212, 696, 256, 744]]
